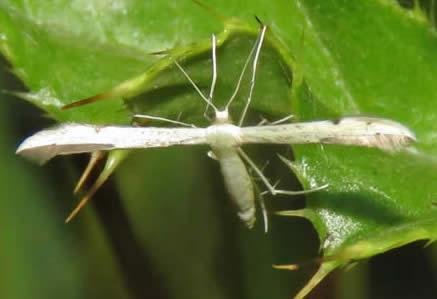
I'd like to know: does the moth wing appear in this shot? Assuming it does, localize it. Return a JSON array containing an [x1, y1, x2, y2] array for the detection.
[[16, 123, 207, 164], [240, 116, 415, 152]]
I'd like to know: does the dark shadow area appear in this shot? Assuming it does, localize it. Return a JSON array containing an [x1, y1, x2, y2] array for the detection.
[[370, 241, 437, 299], [93, 175, 169, 299]]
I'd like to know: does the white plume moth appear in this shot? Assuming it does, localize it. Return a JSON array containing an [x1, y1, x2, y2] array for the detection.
[[16, 23, 415, 230]]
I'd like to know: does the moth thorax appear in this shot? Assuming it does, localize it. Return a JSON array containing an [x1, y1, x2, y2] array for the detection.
[[205, 123, 241, 149]]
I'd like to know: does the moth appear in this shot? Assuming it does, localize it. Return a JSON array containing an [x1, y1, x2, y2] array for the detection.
[[16, 24, 415, 230]]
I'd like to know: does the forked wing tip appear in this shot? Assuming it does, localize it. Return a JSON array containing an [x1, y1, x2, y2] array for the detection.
[[16, 143, 53, 165]]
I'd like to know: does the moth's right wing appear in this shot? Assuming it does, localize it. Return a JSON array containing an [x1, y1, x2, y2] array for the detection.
[[16, 123, 208, 164]]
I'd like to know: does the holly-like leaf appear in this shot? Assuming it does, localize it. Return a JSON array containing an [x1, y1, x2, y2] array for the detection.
[[2, 1, 437, 299], [277, 1, 437, 298]]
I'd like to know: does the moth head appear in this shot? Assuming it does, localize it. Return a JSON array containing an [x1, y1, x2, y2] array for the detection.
[[214, 108, 232, 124]]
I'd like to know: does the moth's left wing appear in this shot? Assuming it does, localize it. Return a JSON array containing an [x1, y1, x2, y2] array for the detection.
[[240, 116, 415, 152]]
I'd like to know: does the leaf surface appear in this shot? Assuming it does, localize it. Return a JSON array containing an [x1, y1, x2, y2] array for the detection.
[[2, 0, 437, 298]]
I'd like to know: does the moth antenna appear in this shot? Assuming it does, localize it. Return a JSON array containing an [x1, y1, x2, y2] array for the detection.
[[209, 34, 218, 101], [173, 60, 218, 115], [225, 27, 263, 111], [238, 24, 267, 126], [204, 34, 218, 117]]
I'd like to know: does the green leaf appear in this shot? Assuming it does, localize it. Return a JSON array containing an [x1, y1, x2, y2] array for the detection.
[[2, 0, 437, 298], [277, 1, 437, 297]]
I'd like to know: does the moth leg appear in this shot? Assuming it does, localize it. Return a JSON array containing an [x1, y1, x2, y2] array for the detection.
[[238, 148, 328, 196], [268, 114, 295, 125], [133, 113, 196, 128], [257, 114, 295, 126], [253, 181, 269, 233]]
